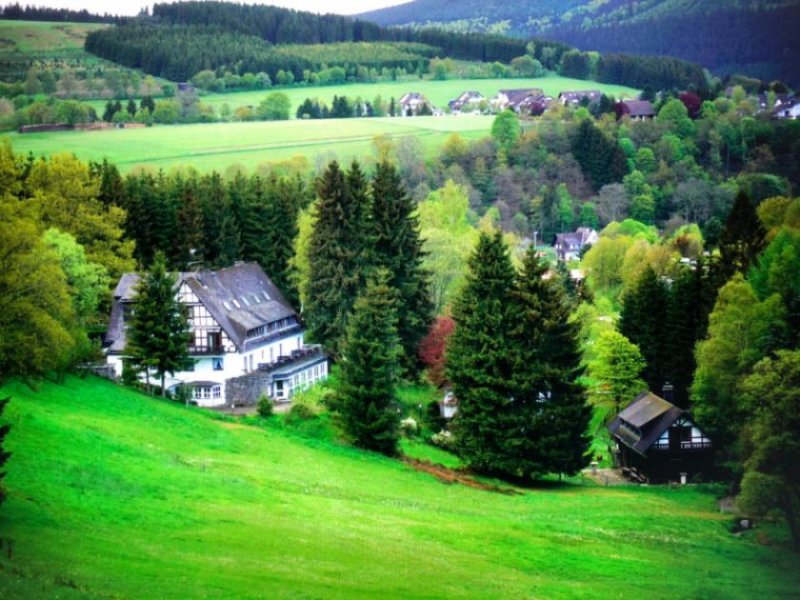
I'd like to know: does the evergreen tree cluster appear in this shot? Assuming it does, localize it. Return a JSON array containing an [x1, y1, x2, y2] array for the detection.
[[296, 96, 375, 120], [446, 232, 591, 479], [305, 160, 432, 371], [102, 165, 306, 305], [619, 261, 719, 408], [571, 119, 629, 193], [84, 1, 527, 83]]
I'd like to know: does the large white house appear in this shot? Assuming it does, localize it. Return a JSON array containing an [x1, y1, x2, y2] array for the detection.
[[105, 262, 327, 407]]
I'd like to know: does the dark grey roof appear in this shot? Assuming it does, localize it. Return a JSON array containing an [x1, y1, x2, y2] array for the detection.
[[499, 89, 543, 106], [623, 100, 655, 117], [186, 263, 295, 350], [608, 391, 684, 456], [105, 262, 297, 354]]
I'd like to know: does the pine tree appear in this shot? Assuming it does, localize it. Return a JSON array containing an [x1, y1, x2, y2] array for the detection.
[[305, 161, 373, 358], [263, 174, 302, 306], [666, 261, 717, 407], [0, 397, 9, 506], [125, 252, 192, 396], [174, 179, 204, 269], [334, 269, 402, 455], [217, 198, 241, 268], [371, 161, 433, 375], [508, 249, 591, 477], [447, 232, 517, 473], [718, 190, 766, 279], [619, 267, 670, 395]]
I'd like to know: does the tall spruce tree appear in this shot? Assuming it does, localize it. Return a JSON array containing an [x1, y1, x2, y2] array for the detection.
[[447, 232, 518, 473], [718, 190, 766, 279], [262, 174, 301, 306], [619, 267, 670, 396], [509, 249, 591, 477], [125, 252, 192, 396], [305, 161, 373, 358], [371, 161, 433, 375], [334, 269, 402, 455], [665, 261, 717, 407]]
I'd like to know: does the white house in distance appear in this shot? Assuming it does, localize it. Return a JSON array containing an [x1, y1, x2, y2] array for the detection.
[[105, 262, 328, 407], [397, 92, 434, 116], [554, 227, 599, 261]]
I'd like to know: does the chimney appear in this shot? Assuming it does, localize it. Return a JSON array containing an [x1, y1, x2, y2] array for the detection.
[[662, 382, 675, 403]]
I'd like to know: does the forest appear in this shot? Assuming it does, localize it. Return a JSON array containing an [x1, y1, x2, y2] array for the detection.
[[359, 0, 800, 86]]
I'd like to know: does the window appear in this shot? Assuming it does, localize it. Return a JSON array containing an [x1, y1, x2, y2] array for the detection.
[[212, 357, 223, 371], [208, 332, 221, 352], [192, 385, 221, 400]]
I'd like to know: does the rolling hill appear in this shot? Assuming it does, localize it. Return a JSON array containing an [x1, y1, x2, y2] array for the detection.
[[0, 376, 799, 598], [359, 0, 800, 85]]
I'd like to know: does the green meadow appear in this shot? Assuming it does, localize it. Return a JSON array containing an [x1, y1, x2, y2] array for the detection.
[[2, 115, 496, 173], [0, 376, 797, 598], [194, 76, 639, 114]]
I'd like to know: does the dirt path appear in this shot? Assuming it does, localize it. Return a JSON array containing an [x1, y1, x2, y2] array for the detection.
[[402, 457, 521, 495]]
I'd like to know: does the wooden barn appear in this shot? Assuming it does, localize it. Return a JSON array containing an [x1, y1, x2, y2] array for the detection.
[[608, 391, 714, 483]]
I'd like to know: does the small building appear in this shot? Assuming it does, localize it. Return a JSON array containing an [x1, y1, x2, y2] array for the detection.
[[559, 90, 602, 107], [617, 99, 656, 120], [608, 391, 714, 483], [554, 227, 598, 261], [449, 90, 484, 113], [492, 89, 544, 113], [440, 391, 458, 420], [398, 92, 434, 116], [105, 262, 328, 407], [774, 98, 800, 120]]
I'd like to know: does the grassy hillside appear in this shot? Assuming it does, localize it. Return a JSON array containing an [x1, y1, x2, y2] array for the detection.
[[1, 115, 496, 174], [0, 19, 106, 55], [0, 376, 798, 598], [0, 20, 107, 81]]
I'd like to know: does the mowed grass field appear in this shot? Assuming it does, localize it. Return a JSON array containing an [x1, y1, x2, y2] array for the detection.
[[0, 376, 798, 599], [0, 19, 106, 58], [2, 115, 497, 173]]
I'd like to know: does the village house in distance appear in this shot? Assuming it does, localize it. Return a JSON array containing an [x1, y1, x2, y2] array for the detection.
[[105, 262, 328, 407]]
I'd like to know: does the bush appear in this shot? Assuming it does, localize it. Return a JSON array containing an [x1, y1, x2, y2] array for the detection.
[[257, 394, 274, 418], [400, 417, 418, 437], [286, 401, 316, 423]]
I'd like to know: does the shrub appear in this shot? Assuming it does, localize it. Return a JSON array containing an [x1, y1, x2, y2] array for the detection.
[[257, 394, 274, 418]]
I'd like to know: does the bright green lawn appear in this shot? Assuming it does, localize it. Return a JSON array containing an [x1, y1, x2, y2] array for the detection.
[[0, 376, 797, 598], [2, 116, 496, 174]]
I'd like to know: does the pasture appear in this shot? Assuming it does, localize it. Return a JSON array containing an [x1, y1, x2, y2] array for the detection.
[[0, 19, 106, 57], [195, 76, 640, 114], [0, 376, 797, 598], [2, 115, 497, 174]]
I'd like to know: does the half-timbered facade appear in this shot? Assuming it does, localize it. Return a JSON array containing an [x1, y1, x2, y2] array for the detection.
[[608, 391, 714, 483], [105, 262, 327, 407]]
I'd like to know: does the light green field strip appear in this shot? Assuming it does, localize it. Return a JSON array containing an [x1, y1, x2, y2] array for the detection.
[[2, 115, 495, 173]]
